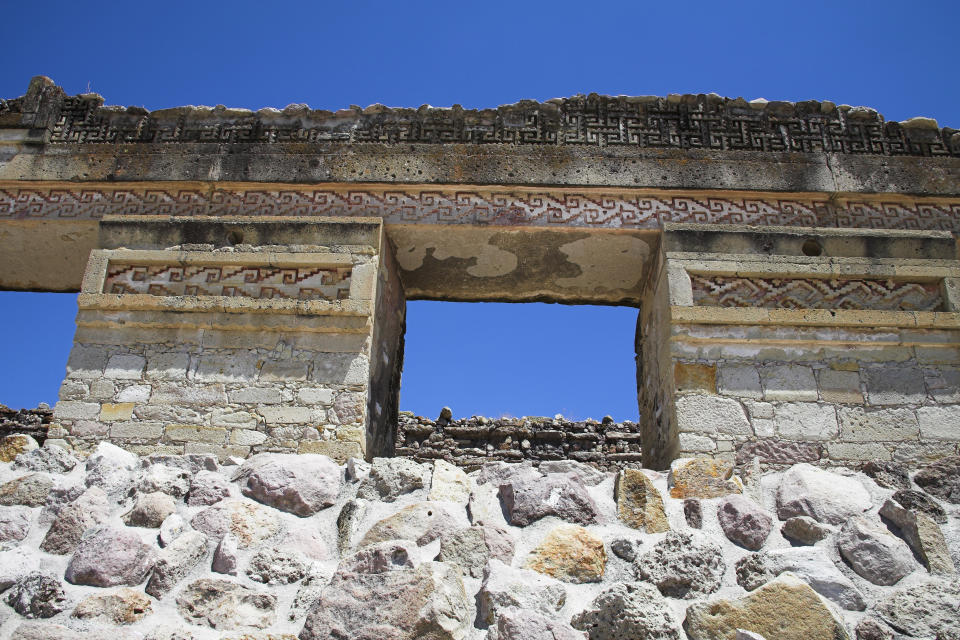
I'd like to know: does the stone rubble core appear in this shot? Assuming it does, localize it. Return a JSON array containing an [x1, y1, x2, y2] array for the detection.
[[0, 76, 959, 468], [0, 439, 957, 639]]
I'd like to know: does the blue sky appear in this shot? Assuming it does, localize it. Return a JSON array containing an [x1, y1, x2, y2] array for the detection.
[[1, 0, 957, 419]]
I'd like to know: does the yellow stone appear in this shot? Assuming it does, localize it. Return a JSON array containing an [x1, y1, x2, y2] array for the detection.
[[524, 525, 606, 583], [668, 458, 742, 499], [298, 439, 363, 462], [0, 434, 38, 462], [616, 469, 670, 533], [99, 403, 135, 421], [674, 362, 717, 394]]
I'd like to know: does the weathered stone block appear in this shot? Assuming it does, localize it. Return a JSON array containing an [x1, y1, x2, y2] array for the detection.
[[230, 429, 268, 446], [297, 388, 335, 405], [259, 406, 314, 425], [917, 405, 960, 440], [151, 383, 227, 406], [99, 403, 134, 422], [228, 387, 281, 405], [115, 385, 150, 403], [863, 366, 926, 405], [718, 364, 763, 400], [259, 360, 309, 381], [675, 394, 751, 436], [87, 379, 115, 400], [145, 353, 190, 380], [674, 362, 716, 394], [210, 409, 257, 428], [104, 355, 146, 380], [65, 346, 108, 379], [311, 352, 368, 385], [110, 421, 164, 440], [818, 368, 862, 403], [678, 433, 717, 452], [164, 425, 227, 444], [838, 407, 919, 441], [760, 365, 818, 402], [925, 367, 960, 403], [775, 403, 838, 441], [735, 441, 822, 465], [54, 401, 100, 420], [195, 355, 260, 383], [57, 380, 88, 400], [826, 442, 892, 461]]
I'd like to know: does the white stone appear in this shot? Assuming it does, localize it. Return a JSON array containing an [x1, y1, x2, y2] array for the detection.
[[229, 387, 281, 404], [917, 405, 960, 440], [718, 365, 763, 400], [297, 388, 335, 405], [776, 463, 872, 525], [53, 401, 100, 420], [146, 352, 190, 380], [211, 409, 258, 428], [760, 365, 818, 401], [774, 403, 838, 441], [195, 354, 260, 383], [104, 354, 146, 380], [230, 429, 268, 446], [259, 406, 314, 425], [429, 460, 471, 504], [116, 384, 151, 403], [678, 433, 716, 452], [675, 394, 751, 436], [838, 407, 920, 441]]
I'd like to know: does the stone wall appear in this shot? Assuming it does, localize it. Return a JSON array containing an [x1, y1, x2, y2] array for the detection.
[[0, 436, 958, 639], [50, 218, 396, 462], [395, 412, 643, 470], [640, 225, 960, 469]]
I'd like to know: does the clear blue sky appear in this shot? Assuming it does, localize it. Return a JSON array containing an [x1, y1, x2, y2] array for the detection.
[[1, 0, 957, 419]]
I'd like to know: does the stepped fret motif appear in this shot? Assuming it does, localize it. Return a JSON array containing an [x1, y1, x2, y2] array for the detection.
[[102, 263, 352, 300], [691, 275, 944, 311]]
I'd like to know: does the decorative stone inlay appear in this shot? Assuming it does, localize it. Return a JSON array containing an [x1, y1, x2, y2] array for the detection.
[[103, 263, 352, 300], [691, 275, 944, 311], [3, 185, 960, 232]]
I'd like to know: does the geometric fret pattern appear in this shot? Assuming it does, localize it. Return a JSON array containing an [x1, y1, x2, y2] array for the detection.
[[103, 264, 352, 300], [3, 185, 959, 232], [690, 275, 944, 311], [17, 94, 956, 157]]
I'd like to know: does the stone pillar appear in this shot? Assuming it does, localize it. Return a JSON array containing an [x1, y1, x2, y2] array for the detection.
[[638, 223, 960, 470], [50, 216, 405, 462]]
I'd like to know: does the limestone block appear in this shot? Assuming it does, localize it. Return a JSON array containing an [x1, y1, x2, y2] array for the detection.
[[863, 366, 926, 405], [259, 360, 309, 381], [99, 403, 134, 421], [760, 365, 818, 402], [675, 394, 752, 436], [88, 379, 116, 399], [145, 352, 190, 379], [115, 385, 151, 403], [678, 433, 717, 452], [230, 429, 268, 446], [916, 405, 960, 440], [311, 352, 368, 385], [774, 402, 838, 441], [53, 401, 100, 420], [674, 362, 717, 394], [65, 346, 108, 379], [104, 354, 146, 380], [297, 388, 335, 405], [818, 368, 863, 403], [164, 425, 227, 444], [229, 387, 281, 404], [258, 406, 314, 425], [211, 409, 258, 428], [826, 442, 892, 461], [838, 406, 919, 441], [718, 364, 763, 400], [925, 367, 960, 403], [57, 381, 88, 400], [195, 354, 260, 383], [151, 383, 227, 406]]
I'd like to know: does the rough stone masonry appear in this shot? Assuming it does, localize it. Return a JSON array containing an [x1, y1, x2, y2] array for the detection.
[[1, 76, 959, 467]]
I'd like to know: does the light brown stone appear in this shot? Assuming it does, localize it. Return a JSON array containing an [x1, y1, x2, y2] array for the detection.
[[669, 458, 743, 499], [524, 524, 606, 583], [675, 362, 717, 393], [72, 588, 152, 624], [684, 573, 849, 640], [0, 434, 38, 462], [99, 403, 135, 421], [616, 469, 670, 533]]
